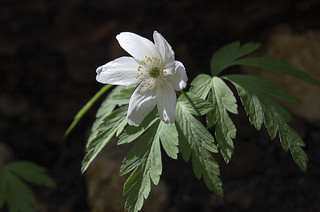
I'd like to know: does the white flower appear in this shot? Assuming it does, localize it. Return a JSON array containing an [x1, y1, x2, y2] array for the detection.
[[96, 31, 188, 126]]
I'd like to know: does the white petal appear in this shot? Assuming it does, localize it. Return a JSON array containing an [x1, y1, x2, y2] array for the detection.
[[127, 84, 157, 126], [165, 61, 188, 91], [96, 56, 141, 86], [153, 31, 175, 65], [156, 80, 176, 124], [116, 32, 161, 61]]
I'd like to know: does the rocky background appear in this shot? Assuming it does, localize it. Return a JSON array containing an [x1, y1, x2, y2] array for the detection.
[[1, 0, 320, 211]]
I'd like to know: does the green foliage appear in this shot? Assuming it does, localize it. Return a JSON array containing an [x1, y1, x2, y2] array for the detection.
[[178, 91, 214, 116], [176, 92, 223, 196], [233, 57, 320, 86], [279, 124, 308, 172], [210, 41, 320, 86], [210, 41, 261, 76], [82, 85, 136, 173], [158, 121, 179, 159], [190, 76, 238, 163], [87, 85, 136, 146], [81, 105, 128, 173], [71, 41, 320, 212], [222, 75, 297, 129], [208, 77, 238, 164], [118, 109, 159, 145], [223, 74, 308, 171], [189, 74, 212, 99], [120, 116, 179, 212], [189, 67, 308, 171], [120, 120, 161, 212], [0, 161, 55, 212], [191, 41, 314, 169]]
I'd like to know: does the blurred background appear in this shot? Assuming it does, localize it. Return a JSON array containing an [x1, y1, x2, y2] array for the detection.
[[1, 0, 320, 211]]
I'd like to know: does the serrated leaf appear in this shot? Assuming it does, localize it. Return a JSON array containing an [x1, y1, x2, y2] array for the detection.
[[5, 161, 55, 187], [223, 74, 296, 130], [118, 109, 158, 145], [81, 106, 128, 173], [121, 117, 180, 212], [223, 74, 298, 102], [189, 74, 212, 99], [95, 85, 135, 119], [279, 125, 307, 172], [119, 121, 160, 176], [123, 167, 147, 212], [121, 120, 162, 212], [116, 117, 129, 137], [225, 75, 308, 171], [260, 96, 292, 139], [64, 84, 113, 138], [210, 41, 320, 87], [159, 122, 179, 159], [178, 92, 214, 116], [176, 94, 222, 196], [233, 57, 320, 86], [88, 85, 135, 147], [207, 77, 237, 163], [263, 98, 307, 171], [210, 41, 261, 76]]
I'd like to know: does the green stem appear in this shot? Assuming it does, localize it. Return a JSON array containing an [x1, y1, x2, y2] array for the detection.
[[64, 84, 113, 139]]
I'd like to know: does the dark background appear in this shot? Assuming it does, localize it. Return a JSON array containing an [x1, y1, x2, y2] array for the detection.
[[1, 0, 320, 211]]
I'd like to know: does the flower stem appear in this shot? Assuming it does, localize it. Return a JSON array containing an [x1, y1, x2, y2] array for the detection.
[[64, 84, 113, 139]]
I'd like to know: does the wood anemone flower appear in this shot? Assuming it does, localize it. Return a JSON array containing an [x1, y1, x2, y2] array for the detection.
[[96, 31, 188, 126]]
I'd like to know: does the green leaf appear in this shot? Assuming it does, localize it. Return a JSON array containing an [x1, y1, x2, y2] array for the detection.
[[81, 105, 128, 173], [159, 122, 179, 159], [0, 161, 55, 212], [118, 109, 158, 145], [176, 94, 222, 196], [5, 161, 55, 187], [64, 84, 113, 138], [189, 75, 238, 163], [178, 91, 214, 116], [207, 77, 237, 163], [120, 120, 161, 176], [210, 41, 320, 87], [6, 174, 35, 212], [87, 85, 136, 147], [222, 74, 297, 130], [120, 120, 162, 212], [279, 124, 308, 172], [262, 98, 307, 171], [120, 117, 179, 212], [225, 75, 308, 171], [223, 74, 298, 102], [189, 74, 212, 99], [232, 57, 320, 86], [95, 85, 135, 119], [210, 42, 261, 76], [223, 75, 264, 130], [224, 75, 292, 134]]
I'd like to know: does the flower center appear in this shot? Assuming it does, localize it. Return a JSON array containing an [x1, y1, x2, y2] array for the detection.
[[136, 56, 166, 90], [149, 67, 160, 78]]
